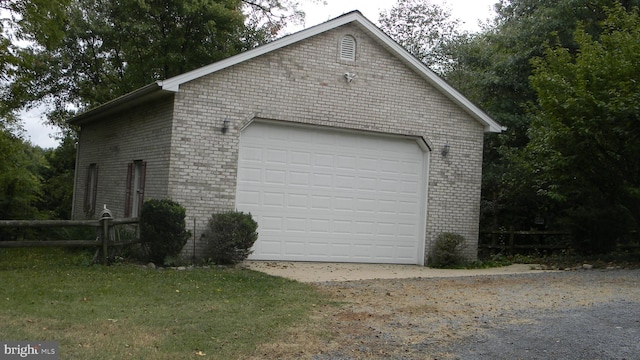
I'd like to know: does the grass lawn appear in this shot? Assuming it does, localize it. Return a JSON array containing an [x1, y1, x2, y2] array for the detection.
[[0, 248, 330, 359]]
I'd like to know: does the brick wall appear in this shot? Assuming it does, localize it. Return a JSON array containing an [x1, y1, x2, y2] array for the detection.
[[168, 23, 485, 261], [72, 98, 174, 220]]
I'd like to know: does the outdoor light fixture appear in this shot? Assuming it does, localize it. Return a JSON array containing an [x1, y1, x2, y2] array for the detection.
[[221, 119, 229, 134], [441, 142, 450, 156], [344, 72, 357, 83]]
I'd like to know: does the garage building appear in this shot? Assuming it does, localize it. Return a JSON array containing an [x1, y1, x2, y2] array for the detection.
[[70, 11, 502, 265]]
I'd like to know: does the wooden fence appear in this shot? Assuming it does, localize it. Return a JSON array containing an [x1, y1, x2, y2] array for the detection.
[[479, 230, 572, 254], [0, 207, 140, 265], [480, 229, 640, 255]]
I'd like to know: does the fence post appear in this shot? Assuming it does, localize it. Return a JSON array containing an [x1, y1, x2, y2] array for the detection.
[[509, 227, 515, 255], [100, 205, 114, 266]]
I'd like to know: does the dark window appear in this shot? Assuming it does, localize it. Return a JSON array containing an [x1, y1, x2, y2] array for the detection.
[[84, 163, 98, 216], [125, 160, 146, 217]]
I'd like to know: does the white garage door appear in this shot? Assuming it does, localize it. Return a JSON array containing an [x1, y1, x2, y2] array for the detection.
[[236, 121, 428, 264]]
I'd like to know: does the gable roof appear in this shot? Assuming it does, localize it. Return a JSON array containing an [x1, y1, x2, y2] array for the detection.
[[71, 11, 503, 133]]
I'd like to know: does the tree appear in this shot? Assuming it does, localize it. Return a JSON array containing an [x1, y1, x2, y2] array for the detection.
[[2, 0, 308, 130], [0, 129, 43, 222], [378, 0, 462, 74], [241, 0, 308, 48], [39, 133, 76, 219], [0, 0, 308, 225], [527, 4, 640, 253], [1, 1, 18, 124], [1, 0, 71, 124], [444, 0, 640, 231], [1, 0, 248, 129]]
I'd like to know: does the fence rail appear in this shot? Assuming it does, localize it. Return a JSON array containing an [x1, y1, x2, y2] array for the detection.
[[0, 207, 140, 265], [479, 230, 572, 254], [0, 218, 138, 228]]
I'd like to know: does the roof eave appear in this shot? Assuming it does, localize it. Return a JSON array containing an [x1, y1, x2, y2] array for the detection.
[[68, 82, 171, 125]]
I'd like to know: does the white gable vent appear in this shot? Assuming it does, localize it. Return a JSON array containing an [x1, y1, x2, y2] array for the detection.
[[340, 35, 356, 61]]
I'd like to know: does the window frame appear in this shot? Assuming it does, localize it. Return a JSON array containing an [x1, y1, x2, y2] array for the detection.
[[125, 160, 146, 218]]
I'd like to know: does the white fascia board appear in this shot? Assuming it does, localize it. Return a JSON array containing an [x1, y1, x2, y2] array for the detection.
[[158, 12, 364, 92]]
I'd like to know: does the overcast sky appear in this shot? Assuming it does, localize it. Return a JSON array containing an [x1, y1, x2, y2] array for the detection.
[[22, 0, 497, 148], [290, 0, 496, 32]]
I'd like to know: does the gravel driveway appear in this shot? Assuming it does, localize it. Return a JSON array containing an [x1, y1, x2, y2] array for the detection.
[[246, 263, 640, 360]]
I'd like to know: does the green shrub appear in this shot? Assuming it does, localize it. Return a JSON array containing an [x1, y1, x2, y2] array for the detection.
[[566, 205, 630, 255], [202, 211, 258, 265], [428, 232, 467, 268], [140, 199, 190, 265]]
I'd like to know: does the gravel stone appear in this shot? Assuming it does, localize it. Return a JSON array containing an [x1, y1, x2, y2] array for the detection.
[[249, 268, 640, 359]]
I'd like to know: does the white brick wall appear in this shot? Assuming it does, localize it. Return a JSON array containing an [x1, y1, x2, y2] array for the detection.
[[168, 24, 484, 260], [72, 98, 174, 219], [73, 23, 485, 262]]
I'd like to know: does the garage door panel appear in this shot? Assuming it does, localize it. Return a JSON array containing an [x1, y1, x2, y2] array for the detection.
[[400, 180, 420, 194], [336, 155, 357, 169], [236, 190, 260, 207], [283, 241, 305, 257], [377, 222, 397, 236], [265, 149, 287, 164], [289, 171, 310, 186], [398, 223, 419, 236], [240, 145, 264, 161], [373, 244, 394, 256], [260, 216, 283, 231], [355, 221, 375, 235], [262, 125, 289, 140], [398, 200, 420, 214], [287, 193, 309, 208], [238, 168, 262, 183], [357, 157, 378, 172], [312, 173, 332, 187], [355, 199, 376, 213], [310, 219, 330, 232], [264, 169, 286, 184], [238, 121, 427, 264], [331, 219, 352, 234], [357, 176, 377, 191], [380, 160, 404, 174], [379, 178, 399, 193], [311, 195, 331, 209], [352, 244, 373, 258], [258, 239, 282, 255], [308, 242, 329, 256], [286, 217, 307, 232], [291, 152, 312, 166], [334, 197, 354, 211], [335, 175, 356, 190], [256, 235, 421, 262], [313, 153, 334, 167], [400, 159, 422, 172], [263, 192, 285, 207]]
